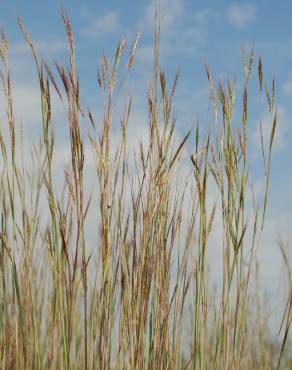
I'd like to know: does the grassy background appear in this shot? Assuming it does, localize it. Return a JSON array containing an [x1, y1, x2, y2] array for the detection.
[[0, 5, 291, 370]]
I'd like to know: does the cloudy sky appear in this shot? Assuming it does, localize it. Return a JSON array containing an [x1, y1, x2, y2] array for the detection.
[[0, 0, 291, 301]]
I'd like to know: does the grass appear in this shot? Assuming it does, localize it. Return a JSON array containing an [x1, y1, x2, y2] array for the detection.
[[0, 4, 291, 370]]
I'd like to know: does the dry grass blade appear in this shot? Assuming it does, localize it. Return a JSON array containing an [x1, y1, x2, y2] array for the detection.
[[169, 130, 191, 171]]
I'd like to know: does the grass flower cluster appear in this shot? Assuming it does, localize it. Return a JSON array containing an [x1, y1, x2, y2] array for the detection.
[[0, 6, 291, 370]]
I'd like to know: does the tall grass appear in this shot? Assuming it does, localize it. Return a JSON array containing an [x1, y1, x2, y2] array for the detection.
[[0, 6, 291, 370]]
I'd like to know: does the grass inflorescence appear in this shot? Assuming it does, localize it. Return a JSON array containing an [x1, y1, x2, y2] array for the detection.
[[0, 5, 291, 370]]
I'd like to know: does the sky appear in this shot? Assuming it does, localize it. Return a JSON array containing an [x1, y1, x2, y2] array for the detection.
[[0, 0, 291, 304]]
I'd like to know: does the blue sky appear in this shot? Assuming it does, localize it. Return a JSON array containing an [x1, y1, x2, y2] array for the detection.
[[0, 0, 291, 297]]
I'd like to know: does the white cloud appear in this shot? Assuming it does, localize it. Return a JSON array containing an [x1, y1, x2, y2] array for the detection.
[[144, 1, 216, 38], [146, 0, 184, 31], [0, 84, 39, 128], [193, 9, 217, 25], [9, 39, 67, 58], [137, 5, 210, 68], [12, 84, 41, 125], [0, 81, 64, 128], [282, 80, 292, 95], [82, 11, 119, 39], [282, 72, 292, 95], [226, 3, 256, 27], [5, 39, 67, 86]]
